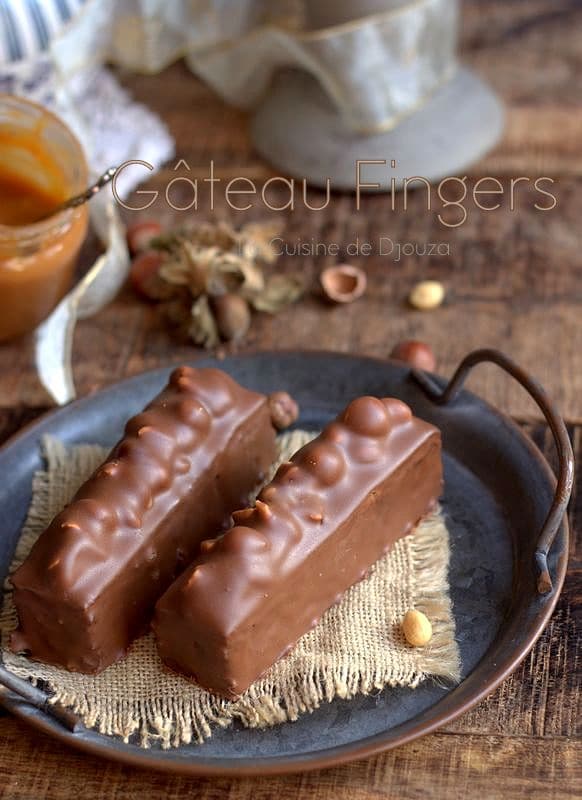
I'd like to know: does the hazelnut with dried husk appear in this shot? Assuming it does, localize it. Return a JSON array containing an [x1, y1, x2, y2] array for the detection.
[[126, 221, 163, 255], [130, 251, 175, 301], [129, 220, 304, 348], [211, 294, 251, 342]]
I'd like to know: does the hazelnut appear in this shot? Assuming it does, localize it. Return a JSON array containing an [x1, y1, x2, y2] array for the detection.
[[211, 294, 251, 341], [382, 398, 413, 423], [402, 609, 432, 646], [343, 396, 390, 437], [408, 280, 445, 310], [126, 221, 163, 255], [320, 264, 367, 304], [300, 442, 345, 485], [390, 340, 436, 372], [268, 391, 299, 431], [130, 250, 167, 300]]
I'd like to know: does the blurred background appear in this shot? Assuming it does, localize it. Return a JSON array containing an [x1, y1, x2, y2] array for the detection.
[[0, 0, 580, 419]]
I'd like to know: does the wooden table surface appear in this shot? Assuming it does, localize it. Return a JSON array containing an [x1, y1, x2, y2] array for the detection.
[[0, 2, 580, 798]]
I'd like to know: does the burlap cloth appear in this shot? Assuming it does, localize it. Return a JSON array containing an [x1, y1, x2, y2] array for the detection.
[[0, 431, 460, 750]]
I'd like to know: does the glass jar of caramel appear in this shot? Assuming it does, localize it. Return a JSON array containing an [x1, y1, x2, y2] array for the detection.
[[0, 95, 89, 342]]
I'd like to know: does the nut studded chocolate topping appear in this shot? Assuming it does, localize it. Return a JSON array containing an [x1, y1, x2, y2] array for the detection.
[[153, 396, 442, 698], [11, 366, 293, 673]]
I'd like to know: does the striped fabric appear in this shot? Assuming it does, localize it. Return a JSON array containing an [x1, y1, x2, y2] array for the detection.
[[0, 0, 88, 63]]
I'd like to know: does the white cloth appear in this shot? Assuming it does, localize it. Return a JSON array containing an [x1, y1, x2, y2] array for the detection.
[[1, 0, 458, 137], [0, 1, 174, 405], [0, 58, 174, 197]]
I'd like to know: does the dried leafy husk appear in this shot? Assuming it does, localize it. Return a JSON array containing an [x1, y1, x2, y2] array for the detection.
[[142, 220, 301, 346], [159, 257, 197, 289], [194, 221, 239, 251], [188, 295, 220, 348], [152, 221, 239, 254], [239, 220, 284, 264], [205, 252, 248, 296], [250, 274, 304, 313], [160, 242, 265, 299], [235, 259, 265, 296], [149, 231, 184, 252]]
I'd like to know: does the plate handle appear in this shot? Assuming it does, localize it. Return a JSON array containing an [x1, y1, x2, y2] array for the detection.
[[0, 663, 81, 731], [411, 347, 574, 595]]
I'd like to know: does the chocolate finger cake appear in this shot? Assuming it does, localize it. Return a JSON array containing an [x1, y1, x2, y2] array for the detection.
[[11, 366, 295, 673], [153, 396, 442, 698]]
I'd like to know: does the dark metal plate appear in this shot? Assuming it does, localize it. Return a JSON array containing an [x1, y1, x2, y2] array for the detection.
[[0, 351, 569, 775]]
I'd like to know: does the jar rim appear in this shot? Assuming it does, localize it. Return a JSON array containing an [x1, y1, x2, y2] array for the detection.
[[0, 93, 89, 239]]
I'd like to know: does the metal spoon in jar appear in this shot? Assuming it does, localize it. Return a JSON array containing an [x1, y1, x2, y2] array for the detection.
[[37, 166, 117, 222]]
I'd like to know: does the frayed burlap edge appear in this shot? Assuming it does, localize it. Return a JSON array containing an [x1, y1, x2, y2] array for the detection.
[[1, 434, 460, 749]]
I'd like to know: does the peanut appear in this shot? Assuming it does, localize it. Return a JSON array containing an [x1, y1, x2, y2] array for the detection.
[[402, 609, 433, 646]]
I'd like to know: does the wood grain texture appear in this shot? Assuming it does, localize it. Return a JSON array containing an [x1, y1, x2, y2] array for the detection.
[[0, 0, 580, 797], [0, 724, 579, 800]]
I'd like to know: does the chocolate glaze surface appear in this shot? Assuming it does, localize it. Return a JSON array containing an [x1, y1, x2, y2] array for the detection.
[[11, 366, 280, 673], [153, 396, 442, 699]]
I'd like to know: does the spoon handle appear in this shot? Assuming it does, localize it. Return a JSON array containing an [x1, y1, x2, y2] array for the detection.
[[61, 166, 118, 211]]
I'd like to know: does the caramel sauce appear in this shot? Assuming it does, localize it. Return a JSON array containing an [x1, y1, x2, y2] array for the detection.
[[0, 125, 67, 225], [0, 109, 88, 341], [0, 171, 64, 226]]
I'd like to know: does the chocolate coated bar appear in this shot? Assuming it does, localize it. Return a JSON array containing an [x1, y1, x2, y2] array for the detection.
[[11, 366, 287, 673], [153, 396, 442, 698]]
